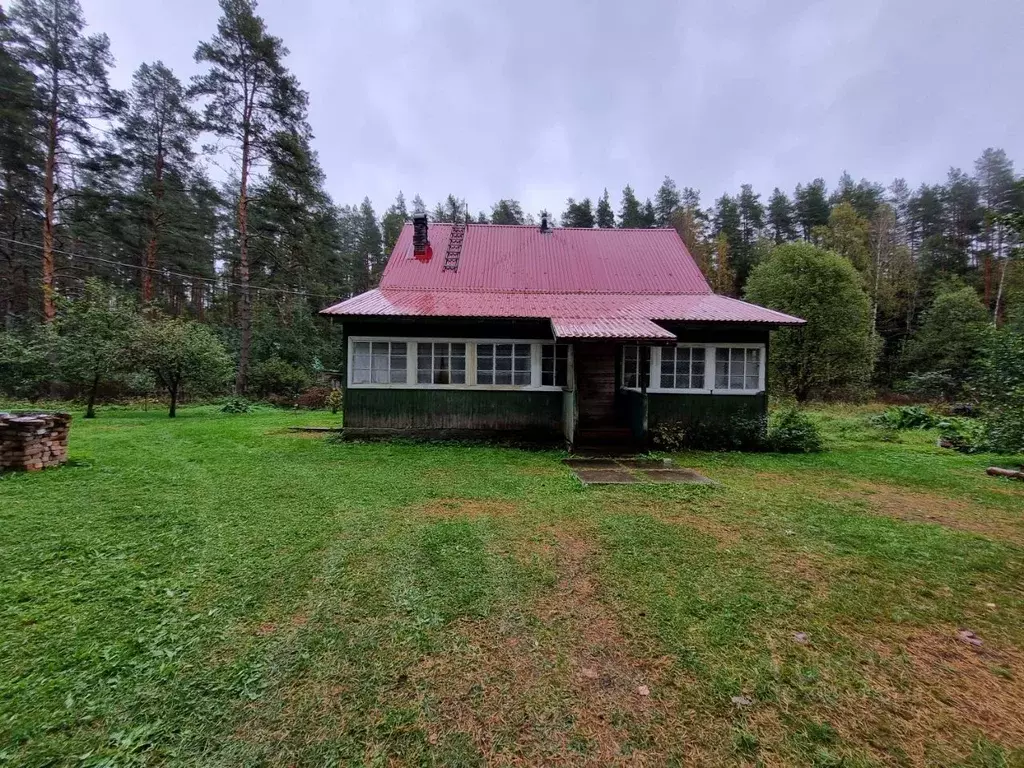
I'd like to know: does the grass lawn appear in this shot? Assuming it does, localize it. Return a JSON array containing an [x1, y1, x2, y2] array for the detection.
[[2, 404, 1024, 766]]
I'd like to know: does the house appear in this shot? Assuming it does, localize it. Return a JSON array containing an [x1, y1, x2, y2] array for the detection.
[[320, 214, 804, 449]]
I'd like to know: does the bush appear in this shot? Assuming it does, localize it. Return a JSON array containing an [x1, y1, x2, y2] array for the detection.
[[295, 386, 331, 409], [974, 329, 1024, 455], [221, 397, 254, 414], [766, 407, 824, 453], [937, 416, 987, 454], [326, 388, 343, 414], [249, 357, 311, 398], [869, 405, 940, 430], [652, 414, 767, 452]]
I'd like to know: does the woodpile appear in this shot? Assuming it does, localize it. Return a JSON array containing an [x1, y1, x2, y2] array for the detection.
[[0, 412, 71, 472]]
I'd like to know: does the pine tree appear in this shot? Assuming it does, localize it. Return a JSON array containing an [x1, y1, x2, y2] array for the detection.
[[640, 199, 656, 228], [490, 199, 524, 225], [654, 176, 681, 226], [767, 187, 796, 243], [117, 62, 198, 304], [8, 0, 117, 321], [595, 188, 614, 228], [0, 6, 42, 321], [380, 191, 407, 254], [192, 0, 308, 393], [618, 185, 643, 228], [431, 194, 466, 222], [794, 179, 830, 241], [411, 193, 426, 215], [974, 148, 1018, 318], [561, 197, 595, 228]]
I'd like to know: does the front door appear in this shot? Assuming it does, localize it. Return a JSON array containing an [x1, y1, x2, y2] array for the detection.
[[573, 342, 619, 428]]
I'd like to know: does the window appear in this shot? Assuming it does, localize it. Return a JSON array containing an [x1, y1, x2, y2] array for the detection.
[[417, 342, 466, 384], [352, 341, 407, 385], [477, 343, 531, 385], [715, 347, 761, 391], [661, 346, 706, 390], [541, 344, 569, 388], [622, 345, 650, 389]]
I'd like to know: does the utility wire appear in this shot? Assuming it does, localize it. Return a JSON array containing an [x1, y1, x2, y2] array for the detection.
[[0, 235, 341, 302]]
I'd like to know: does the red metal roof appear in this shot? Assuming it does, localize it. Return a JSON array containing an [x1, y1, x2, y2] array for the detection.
[[322, 288, 804, 326], [380, 223, 712, 294], [321, 222, 805, 331], [551, 317, 678, 340]]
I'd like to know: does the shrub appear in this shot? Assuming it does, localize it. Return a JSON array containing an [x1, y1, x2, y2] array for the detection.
[[326, 388, 343, 414], [249, 357, 311, 398], [869, 405, 939, 430], [766, 407, 824, 453], [221, 397, 254, 414], [975, 329, 1024, 455], [295, 386, 331, 409], [937, 416, 987, 454], [652, 414, 767, 452]]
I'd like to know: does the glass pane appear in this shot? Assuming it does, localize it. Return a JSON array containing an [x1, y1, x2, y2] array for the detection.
[[555, 359, 568, 387], [495, 356, 512, 371], [746, 374, 759, 390], [748, 348, 760, 365], [692, 360, 705, 388], [496, 343, 512, 357], [661, 372, 674, 389], [451, 369, 466, 384], [391, 368, 407, 384], [352, 368, 369, 384], [495, 370, 512, 385], [730, 360, 744, 380], [451, 355, 465, 372], [478, 344, 493, 357], [514, 344, 530, 358], [452, 343, 466, 356], [371, 367, 389, 384], [542, 371, 553, 387], [716, 348, 729, 364], [513, 371, 530, 385], [478, 370, 493, 385]]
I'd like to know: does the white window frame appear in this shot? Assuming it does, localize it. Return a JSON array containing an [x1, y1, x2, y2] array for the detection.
[[350, 339, 409, 386], [620, 343, 766, 395], [416, 341, 468, 385], [541, 343, 571, 388], [347, 336, 572, 391]]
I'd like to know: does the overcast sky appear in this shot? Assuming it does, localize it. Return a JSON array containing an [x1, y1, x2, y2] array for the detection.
[[82, 0, 1023, 218]]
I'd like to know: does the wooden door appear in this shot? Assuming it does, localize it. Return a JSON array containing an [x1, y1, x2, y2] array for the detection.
[[574, 342, 618, 427]]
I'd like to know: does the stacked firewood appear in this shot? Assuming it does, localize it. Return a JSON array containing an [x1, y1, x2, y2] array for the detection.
[[0, 412, 71, 472]]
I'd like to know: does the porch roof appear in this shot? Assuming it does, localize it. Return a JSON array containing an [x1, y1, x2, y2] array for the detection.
[[550, 317, 677, 341]]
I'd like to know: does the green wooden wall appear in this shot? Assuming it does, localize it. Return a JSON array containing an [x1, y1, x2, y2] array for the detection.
[[346, 388, 562, 434]]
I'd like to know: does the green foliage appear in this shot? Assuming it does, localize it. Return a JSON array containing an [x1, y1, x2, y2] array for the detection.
[[766, 407, 824, 453], [745, 242, 875, 401], [595, 188, 615, 228], [54, 280, 140, 417], [220, 396, 255, 413], [0, 325, 54, 399], [975, 329, 1024, 454], [869, 405, 940, 430], [618, 184, 643, 228], [131, 314, 232, 416], [903, 283, 989, 397], [652, 414, 768, 452], [937, 416, 987, 454], [295, 386, 330, 409], [326, 388, 342, 414], [248, 356, 311, 398]]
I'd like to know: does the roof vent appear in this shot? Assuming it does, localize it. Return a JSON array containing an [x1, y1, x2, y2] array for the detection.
[[412, 213, 431, 261], [540, 213, 550, 233]]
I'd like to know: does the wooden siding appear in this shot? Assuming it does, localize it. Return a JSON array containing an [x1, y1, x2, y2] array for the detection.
[[345, 388, 562, 434]]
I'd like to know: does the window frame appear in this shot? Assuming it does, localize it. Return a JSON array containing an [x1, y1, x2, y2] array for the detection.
[[620, 343, 766, 395], [350, 340, 409, 386], [417, 341, 467, 385], [347, 336, 572, 391]]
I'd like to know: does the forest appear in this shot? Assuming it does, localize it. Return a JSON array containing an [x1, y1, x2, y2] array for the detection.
[[1, 0, 1022, 431]]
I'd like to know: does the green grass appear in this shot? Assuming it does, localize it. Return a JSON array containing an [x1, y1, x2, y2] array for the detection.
[[1, 404, 1023, 766]]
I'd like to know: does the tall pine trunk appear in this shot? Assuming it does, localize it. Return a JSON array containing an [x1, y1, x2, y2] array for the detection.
[[41, 101, 58, 322], [143, 145, 165, 304], [235, 116, 252, 395]]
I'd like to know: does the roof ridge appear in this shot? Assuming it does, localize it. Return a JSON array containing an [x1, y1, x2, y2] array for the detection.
[[374, 286, 713, 296]]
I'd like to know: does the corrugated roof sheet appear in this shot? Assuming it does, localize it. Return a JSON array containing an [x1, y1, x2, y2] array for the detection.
[[320, 222, 805, 334], [321, 289, 804, 326], [380, 223, 712, 294], [551, 317, 678, 340]]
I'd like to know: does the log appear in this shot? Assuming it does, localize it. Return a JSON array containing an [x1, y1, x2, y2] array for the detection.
[[987, 467, 1024, 481]]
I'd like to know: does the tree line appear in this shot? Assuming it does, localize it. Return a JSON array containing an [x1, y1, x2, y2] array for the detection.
[[1, 0, 1022, 411]]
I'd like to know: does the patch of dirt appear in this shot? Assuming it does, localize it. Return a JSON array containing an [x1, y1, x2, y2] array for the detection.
[[835, 625, 1024, 763], [409, 527, 716, 765], [414, 498, 523, 519], [254, 611, 309, 637], [837, 482, 1024, 545]]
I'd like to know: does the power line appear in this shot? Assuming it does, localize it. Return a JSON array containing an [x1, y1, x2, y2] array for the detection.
[[0, 235, 340, 302]]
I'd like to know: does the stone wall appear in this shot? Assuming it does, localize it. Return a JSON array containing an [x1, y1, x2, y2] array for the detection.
[[0, 412, 71, 471]]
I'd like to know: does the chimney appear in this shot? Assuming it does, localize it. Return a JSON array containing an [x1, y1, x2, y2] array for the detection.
[[540, 213, 550, 233], [412, 213, 430, 256]]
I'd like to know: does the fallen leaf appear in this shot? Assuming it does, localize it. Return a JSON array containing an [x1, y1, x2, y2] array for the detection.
[[731, 695, 752, 707], [985, 602, 997, 610], [428, 733, 438, 745], [793, 632, 809, 644], [957, 629, 983, 647], [637, 685, 650, 696], [581, 667, 599, 679]]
